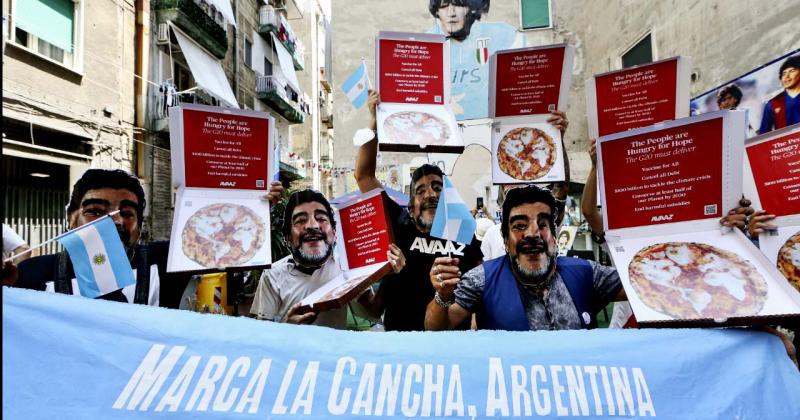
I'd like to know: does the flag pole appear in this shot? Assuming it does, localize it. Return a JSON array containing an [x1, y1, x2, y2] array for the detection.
[[3, 211, 121, 263], [362, 57, 372, 90]]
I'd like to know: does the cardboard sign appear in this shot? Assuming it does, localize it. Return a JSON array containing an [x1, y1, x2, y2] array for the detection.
[[489, 44, 575, 117], [596, 111, 800, 326], [606, 227, 800, 327], [586, 57, 691, 138], [298, 189, 394, 313], [167, 104, 274, 272], [377, 36, 446, 105], [170, 105, 271, 190], [491, 115, 565, 183], [376, 32, 462, 153], [599, 115, 726, 230], [759, 224, 800, 292], [743, 125, 800, 217], [557, 226, 578, 256]]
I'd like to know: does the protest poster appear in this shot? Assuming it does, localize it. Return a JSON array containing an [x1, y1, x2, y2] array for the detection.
[[490, 115, 565, 183], [297, 189, 394, 313], [489, 43, 575, 118], [167, 103, 274, 272], [6, 287, 800, 419], [376, 31, 463, 153], [597, 110, 800, 326], [557, 225, 578, 256], [691, 48, 800, 138], [586, 56, 691, 138], [743, 124, 800, 291]]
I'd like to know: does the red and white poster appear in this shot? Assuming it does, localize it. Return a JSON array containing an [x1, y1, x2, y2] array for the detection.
[[336, 190, 393, 270], [377, 36, 446, 105], [489, 44, 575, 118], [298, 189, 394, 313], [167, 104, 274, 272], [596, 111, 800, 326], [586, 57, 691, 138], [744, 125, 800, 217], [598, 113, 730, 231], [376, 32, 462, 153]]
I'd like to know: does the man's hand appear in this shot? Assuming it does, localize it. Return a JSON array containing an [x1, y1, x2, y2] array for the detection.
[[720, 197, 754, 230], [547, 110, 569, 135], [748, 210, 777, 238], [387, 243, 405, 273], [283, 304, 317, 325], [430, 257, 461, 301], [368, 90, 380, 130], [262, 181, 284, 206]]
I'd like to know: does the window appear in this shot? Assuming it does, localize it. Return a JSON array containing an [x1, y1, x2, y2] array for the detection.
[[621, 34, 653, 68], [12, 0, 81, 69], [520, 0, 551, 30], [244, 38, 253, 68], [264, 56, 273, 77]]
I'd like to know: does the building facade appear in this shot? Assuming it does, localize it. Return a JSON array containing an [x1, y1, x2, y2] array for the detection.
[[331, 0, 800, 248], [3, 0, 137, 253]]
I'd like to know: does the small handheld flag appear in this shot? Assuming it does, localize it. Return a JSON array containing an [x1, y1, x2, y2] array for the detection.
[[430, 176, 477, 245], [340, 61, 370, 109], [57, 215, 136, 299], [273, 143, 281, 182]]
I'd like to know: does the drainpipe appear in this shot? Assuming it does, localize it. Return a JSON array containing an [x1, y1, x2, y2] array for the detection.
[[134, 0, 149, 177], [231, 0, 238, 105]]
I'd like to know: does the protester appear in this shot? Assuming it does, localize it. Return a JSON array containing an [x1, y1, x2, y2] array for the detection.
[[758, 55, 800, 133], [14, 169, 284, 308], [2, 224, 32, 285], [354, 90, 485, 330], [425, 185, 766, 333], [250, 189, 405, 329]]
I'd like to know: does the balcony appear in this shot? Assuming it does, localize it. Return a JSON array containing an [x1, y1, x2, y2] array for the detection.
[[256, 75, 305, 124], [320, 104, 333, 128], [155, 0, 228, 59], [257, 6, 304, 70]]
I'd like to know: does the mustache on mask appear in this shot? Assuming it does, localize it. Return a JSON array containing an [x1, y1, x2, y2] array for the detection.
[[300, 228, 327, 243], [420, 197, 439, 211], [516, 237, 547, 254]]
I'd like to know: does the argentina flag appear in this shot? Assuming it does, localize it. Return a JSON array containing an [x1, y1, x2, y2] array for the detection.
[[57, 215, 136, 299], [340, 62, 370, 109], [430, 176, 477, 245]]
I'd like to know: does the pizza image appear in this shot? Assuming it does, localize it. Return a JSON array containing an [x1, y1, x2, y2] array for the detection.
[[497, 127, 557, 180], [628, 242, 768, 319], [383, 111, 450, 147], [182, 203, 266, 268], [777, 232, 800, 291]]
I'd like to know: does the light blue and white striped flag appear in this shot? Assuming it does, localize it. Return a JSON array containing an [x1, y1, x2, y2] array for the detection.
[[57, 216, 136, 299], [340, 61, 370, 109], [430, 176, 477, 245], [273, 143, 281, 182]]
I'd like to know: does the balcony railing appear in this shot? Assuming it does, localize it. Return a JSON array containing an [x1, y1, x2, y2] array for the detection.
[[257, 5, 304, 70], [256, 75, 305, 124], [155, 0, 228, 59]]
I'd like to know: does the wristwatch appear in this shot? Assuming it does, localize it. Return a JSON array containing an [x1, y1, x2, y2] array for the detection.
[[434, 292, 454, 308]]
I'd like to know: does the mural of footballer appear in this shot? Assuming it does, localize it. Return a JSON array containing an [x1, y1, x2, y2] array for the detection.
[[427, 0, 525, 120]]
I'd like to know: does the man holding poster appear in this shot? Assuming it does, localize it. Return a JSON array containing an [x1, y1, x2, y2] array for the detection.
[[250, 190, 405, 329], [356, 91, 484, 331]]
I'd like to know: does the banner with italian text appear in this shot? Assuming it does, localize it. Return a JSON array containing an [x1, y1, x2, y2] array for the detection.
[[4, 287, 800, 419]]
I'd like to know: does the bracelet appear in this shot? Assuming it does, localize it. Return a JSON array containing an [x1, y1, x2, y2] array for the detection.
[[434, 292, 454, 308]]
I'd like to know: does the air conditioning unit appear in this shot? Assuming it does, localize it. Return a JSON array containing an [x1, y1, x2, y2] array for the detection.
[[156, 23, 169, 45]]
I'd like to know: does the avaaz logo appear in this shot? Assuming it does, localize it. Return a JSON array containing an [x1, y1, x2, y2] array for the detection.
[[219, 181, 237, 187], [405, 97, 419, 102], [650, 214, 674, 222]]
